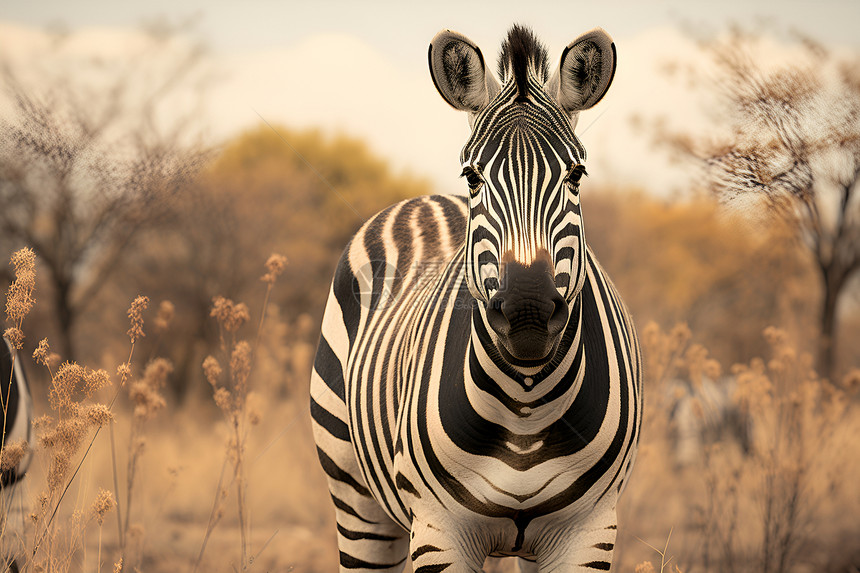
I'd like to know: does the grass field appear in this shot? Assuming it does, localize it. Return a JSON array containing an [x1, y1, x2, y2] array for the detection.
[[3, 248, 859, 573]]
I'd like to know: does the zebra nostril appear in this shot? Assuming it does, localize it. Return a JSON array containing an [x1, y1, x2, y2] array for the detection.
[[486, 289, 568, 342], [486, 295, 510, 336], [546, 296, 568, 338]]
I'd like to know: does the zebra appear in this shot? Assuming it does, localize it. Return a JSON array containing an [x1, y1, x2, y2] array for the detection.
[[310, 25, 641, 572], [1, 336, 34, 572], [665, 376, 753, 467]]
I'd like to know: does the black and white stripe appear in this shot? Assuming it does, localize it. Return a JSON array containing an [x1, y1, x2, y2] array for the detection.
[[311, 25, 641, 572], [1, 336, 34, 571], [665, 376, 753, 467]]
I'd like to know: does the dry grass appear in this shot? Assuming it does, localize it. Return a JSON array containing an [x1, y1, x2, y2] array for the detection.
[[617, 323, 860, 573], [2, 246, 859, 573], [0, 247, 340, 572]]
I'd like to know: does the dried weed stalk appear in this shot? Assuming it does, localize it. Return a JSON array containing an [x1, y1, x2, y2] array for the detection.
[[121, 357, 172, 561], [29, 359, 116, 564], [3, 248, 36, 480], [194, 254, 286, 572], [2, 252, 128, 571], [26, 293, 163, 572], [643, 322, 852, 573], [2, 249, 37, 568]]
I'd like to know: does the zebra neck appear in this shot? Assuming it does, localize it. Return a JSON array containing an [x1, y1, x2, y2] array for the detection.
[[465, 297, 586, 430]]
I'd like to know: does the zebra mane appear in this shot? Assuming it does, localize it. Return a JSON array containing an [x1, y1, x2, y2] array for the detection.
[[498, 25, 550, 101]]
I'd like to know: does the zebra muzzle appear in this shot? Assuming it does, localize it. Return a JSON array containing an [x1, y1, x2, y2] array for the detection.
[[485, 258, 569, 365]]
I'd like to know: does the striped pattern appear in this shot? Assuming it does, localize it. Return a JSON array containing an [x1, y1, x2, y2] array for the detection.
[[666, 377, 752, 467], [461, 76, 588, 305], [311, 26, 641, 572]]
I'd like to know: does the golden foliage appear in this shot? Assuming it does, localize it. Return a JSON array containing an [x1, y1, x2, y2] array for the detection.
[[0, 438, 28, 472], [129, 359, 172, 422], [126, 295, 149, 344], [210, 296, 250, 335], [261, 253, 288, 285], [4, 246, 36, 348], [90, 488, 116, 526], [112, 126, 428, 397], [586, 189, 816, 366], [154, 300, 175, 333], [5, 247, 36, 324]]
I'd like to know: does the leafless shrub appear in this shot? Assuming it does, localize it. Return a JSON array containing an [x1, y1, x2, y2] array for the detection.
[[0, 24, 212, 361], [658, 30, 860, 381]]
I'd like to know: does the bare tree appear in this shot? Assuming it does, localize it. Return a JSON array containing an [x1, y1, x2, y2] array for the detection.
[[665, 31, 860, 381], [0, 23, 210, 360]]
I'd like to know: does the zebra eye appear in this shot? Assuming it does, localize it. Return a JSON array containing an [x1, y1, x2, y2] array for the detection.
[[461, 166, 484, 196], [564, 164, 587, 193]]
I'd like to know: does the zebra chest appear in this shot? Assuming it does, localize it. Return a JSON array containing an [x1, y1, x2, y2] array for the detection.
[[391, 367, 596, 521]]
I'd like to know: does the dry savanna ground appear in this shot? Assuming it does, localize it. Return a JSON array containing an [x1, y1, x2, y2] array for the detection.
[[2, 242, 859, 573]]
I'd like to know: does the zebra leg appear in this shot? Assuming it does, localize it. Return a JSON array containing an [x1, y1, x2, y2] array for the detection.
[[331, 488, 409, 572], [408, 518, 486, 573], [313, 417, 410, 571], [311, 284, 410, 571], [311, 374, 409, 571], [535, 508, 618, 572]]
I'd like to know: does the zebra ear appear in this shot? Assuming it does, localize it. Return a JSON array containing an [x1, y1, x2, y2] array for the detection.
[[429, 30, 500, 116], [551, 28, 616, 114]]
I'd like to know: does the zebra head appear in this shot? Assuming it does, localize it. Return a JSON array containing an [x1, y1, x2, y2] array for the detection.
[[429, 25, 616, 367]]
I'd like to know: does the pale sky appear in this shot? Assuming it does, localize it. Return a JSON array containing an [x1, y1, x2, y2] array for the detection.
[[5, 1, 860, 56], [2, 1, 859, 195]]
